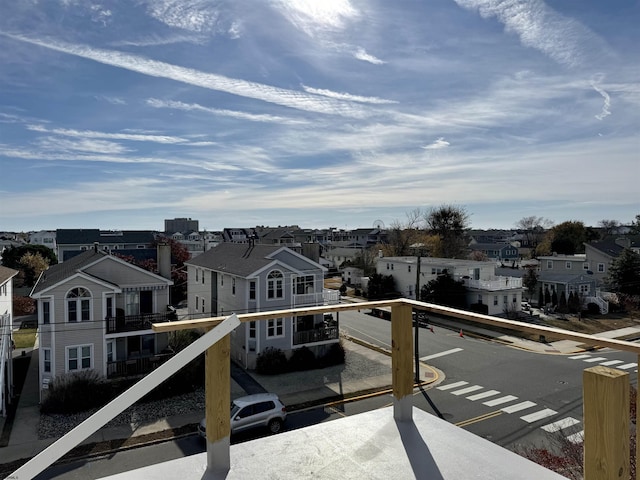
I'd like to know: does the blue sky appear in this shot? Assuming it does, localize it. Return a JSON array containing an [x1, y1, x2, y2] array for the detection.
[[0, 0, 638, 232]]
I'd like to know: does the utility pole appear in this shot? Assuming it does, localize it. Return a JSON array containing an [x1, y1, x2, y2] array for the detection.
[[414, 252, 421, 383]]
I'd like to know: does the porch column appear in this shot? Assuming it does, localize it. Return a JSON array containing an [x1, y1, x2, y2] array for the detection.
[[583, 365, 629, 480], [205, 332, 231, 477], [391, 302, 413, 421]]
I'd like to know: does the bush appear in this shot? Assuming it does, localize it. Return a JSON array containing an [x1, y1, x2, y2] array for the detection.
[[13, 296, 35, 316], [319, 342, 346, 367], [289, 346, 316, 371], [586, 302, 601, 315], [41, 370, 111, 414], [256, 347, 288, 375]]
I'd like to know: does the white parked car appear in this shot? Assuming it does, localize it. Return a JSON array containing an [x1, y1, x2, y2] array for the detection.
[[198, 393, 287, 438]]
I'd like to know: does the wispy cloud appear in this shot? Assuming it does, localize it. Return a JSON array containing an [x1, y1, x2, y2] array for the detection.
[[145, 0, 220, 33], [353, 47, 385, 65], [422, 138, 450, 150], [591, 79, 611, 120], [2, 32, 372, 119], [274, 0, 359, 38], [26, 124, 189, 144], [35, 136, 132, 155], [301, 85, 396, 104], [111, 34, 207, 47], [146, 98, 307, 124]]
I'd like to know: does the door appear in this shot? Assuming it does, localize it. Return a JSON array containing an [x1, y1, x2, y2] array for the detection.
[[140, 290, 153, 314]]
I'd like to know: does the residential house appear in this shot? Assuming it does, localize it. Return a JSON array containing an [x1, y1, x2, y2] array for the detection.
[[29, 230, 57, 253], [376, 257, 523, 316], [56, 229, 157, 262], [0, 266, 18, 416], [467, 243, 520, 263], [584, 236, 640, 286], [164, 218, 199, 235], [30, 245, 174, 400], [185, 243, 339, 369]]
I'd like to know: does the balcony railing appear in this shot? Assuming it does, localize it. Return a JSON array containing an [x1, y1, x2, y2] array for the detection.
[[10, 300, 640, 479], [105, 311, 176, 334], [293, 325, 339, 345], [106, 353, 173, 378], [465, 276, 523, 290]]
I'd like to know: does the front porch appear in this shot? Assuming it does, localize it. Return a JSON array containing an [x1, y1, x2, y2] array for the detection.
[[106, 353, 173, 378]]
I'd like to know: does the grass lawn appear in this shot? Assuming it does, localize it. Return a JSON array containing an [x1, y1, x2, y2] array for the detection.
[[13, 328, 37, 349]]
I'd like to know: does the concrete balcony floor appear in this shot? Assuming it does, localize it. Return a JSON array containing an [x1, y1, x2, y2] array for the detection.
[[98, 406, 567, 480]]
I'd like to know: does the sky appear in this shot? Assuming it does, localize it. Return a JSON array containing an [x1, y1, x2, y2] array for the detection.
[[0, 0, 638, 233]]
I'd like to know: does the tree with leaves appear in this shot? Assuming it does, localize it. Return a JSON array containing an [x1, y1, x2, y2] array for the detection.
[[420, 270, 467, 309], [630, 214, 640, 235], [522, 267, 538, 301], [366, 273, 397, 300], [607, 248, 640, 296], [18, 252, 50, 287], [536, 221, 598, 256], [378, 209, 440, 258], [2, 244, 57, 287], [424, 204, 470, 258]]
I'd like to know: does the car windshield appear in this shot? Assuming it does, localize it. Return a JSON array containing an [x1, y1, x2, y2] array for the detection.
[[231, 402, 240, 418]]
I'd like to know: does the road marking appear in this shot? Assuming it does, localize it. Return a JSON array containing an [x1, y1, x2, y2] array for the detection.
[[616, 362, 638, 370], [420, 347, 463, 361], [501, 401, 537, 414], [467, 390, 501, 401], [520, 408, 557, 423], [483, 395, 518, 407], [582, 357, 608, 363], [455, 410, 503, 427], [541, 417, 581, 432], [566, 430, 584, 444], [599, 360, 624, 366], [450, 385, 484, 396], [437, 381, 469, 391], [568, 354, 591, 360]]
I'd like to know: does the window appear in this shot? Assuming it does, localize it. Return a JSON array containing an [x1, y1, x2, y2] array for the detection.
[[196, 296, 199, 310], [202, 300, 205, 313], [579, 284, 590, 294], [202, 270, 205, 284], [67, 345, 92, 372], [583, 263, 589, 270], [249, 281, 256, 300], [391, 264, 394, 270], [295, 275, 314, 295], [106, 297, 114, 319], [125, 291, 139, 316], [42, 301, 50, 325], [386, 263, 389, 270], [493, 295, 498, 306], [221, 275, 224, 287], [67, 288, 91, 322], [408, 265, 411, 273], [195, 269, 199, 282], [249, 321, 256, 338], [267, 318, 284, 338], [503, 295, 508, 304], [43, 348, 51, 373], [547, 260, 553, 269], [267, 271, 283, 299], [232, 278, 236, 295], [598, 263, 605, 273], [513, 294, 517, 303], [106, 341, 114, 363], [566, 262, 572, 269]]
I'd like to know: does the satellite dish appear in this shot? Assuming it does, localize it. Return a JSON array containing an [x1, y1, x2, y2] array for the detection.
[[373, 219, 385, 229]]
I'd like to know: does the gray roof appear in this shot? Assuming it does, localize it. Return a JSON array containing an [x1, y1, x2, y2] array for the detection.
[[56, 229, 156, 245], [0, 265, 18, 285], [186, 243, 284, 277], [538, 272, 596, 284], [31, 249, 108, 295]]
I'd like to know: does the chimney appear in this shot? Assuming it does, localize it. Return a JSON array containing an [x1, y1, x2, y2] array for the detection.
[[157, 243, 172, 280], [94, 242, 99, 252]]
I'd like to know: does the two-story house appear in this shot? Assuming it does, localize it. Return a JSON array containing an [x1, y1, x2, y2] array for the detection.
[[186, 243, 338, 369], [467, 243, 520, 263], [584, 236, 640, 286], [55, 229, 157, 262], [1, 266, 18, 417], [377, 257, 523, 316], [30, 245, 174, 400]]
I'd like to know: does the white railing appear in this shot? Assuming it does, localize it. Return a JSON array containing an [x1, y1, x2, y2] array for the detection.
[[587, 295, 609, 315], [292, 292, 325, 307], [465, 276, 522, 290]]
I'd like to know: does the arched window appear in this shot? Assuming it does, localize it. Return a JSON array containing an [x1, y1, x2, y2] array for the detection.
[[67, 287, 91, 322], [267, 270, 283, 299]]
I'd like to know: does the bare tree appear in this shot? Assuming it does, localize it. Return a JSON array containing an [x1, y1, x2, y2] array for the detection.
[[598, 219, 620, 238], [424, 204, 471, 258], [515, 216, 553, 250]]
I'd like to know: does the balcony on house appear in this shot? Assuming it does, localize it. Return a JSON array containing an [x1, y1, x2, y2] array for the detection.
[[105, 311, 176, 334], [106, 352, 173, 378], [465, 276, 523, 290], [11, 300, 638, 480]]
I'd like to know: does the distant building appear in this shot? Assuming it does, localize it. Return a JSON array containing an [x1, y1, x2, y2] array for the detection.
[[55, 229, 156, 262], [29, 230, 57, 252], [164, 218, 199, 235]]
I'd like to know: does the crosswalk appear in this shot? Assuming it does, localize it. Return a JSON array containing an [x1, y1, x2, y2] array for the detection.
[[436, 381, 583, 443], [567, 353, 637, 372]]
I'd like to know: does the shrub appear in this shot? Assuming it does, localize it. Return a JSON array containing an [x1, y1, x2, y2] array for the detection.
[[586, 302, 601, 315], [354, 288, 362, 297], [289, 346, 317, 371], [256, 347, 288, 375], [319, 341, 346, 367], [13, 296, 35, 316], [41, 370, 111, 414]]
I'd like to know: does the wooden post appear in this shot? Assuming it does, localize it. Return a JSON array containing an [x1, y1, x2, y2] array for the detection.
[[583, 365, 629, 480], [391, 302, 413, 421], [205, 333, 231, 475]]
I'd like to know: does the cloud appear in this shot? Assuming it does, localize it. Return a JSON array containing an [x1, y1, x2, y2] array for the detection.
[[353, 47, 385, 65], [26, 124, 189, 144], [35, 136, 132, 155], [145, 0, 220, 33], [111, 34, 207, 47], [301, 85, 397, 104], [2, 32, 373, 119], [273, 0, 359, 38], [422, 138, 450, 150], [591, 80, 611, 120]]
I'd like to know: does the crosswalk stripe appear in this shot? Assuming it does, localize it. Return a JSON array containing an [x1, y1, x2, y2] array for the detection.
[[583, 357, 608, 363], [483, 395, 518, 407], [568, 354, 591, 360], [501, 401, 537, 414], [565, 430, 584, 444], [451, 385, 484, 396], [437, 381, 468, 391], [599, 360, 624, 366], [617, 363, 637, 370], [420, 348, 464, 361], [467, 390, 501, 401], [541, 417, 580, 432], [521, 408, 557, 423]]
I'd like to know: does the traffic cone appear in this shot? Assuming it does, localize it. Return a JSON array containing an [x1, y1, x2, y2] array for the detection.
[[459, 329, 464, 338]]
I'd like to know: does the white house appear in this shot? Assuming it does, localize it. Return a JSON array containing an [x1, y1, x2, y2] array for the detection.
[[186, 243, 339, 369], [30, 246, 174, 400], [0, 266, 18, 416], [376, 256, 523, 316]]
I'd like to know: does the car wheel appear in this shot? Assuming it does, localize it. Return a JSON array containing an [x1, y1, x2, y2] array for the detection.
[[268, 418, 283, 434]]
